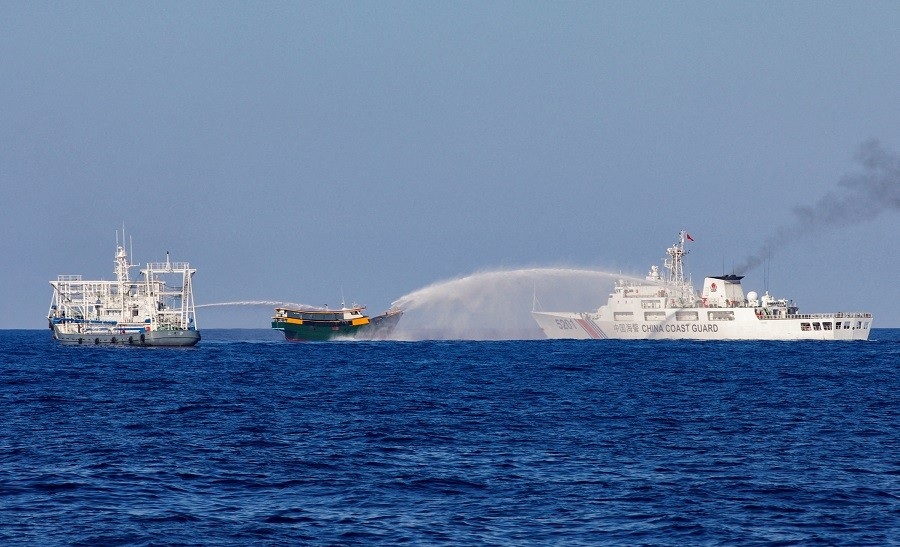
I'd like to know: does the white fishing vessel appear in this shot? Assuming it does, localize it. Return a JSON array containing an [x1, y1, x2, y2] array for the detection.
[[48, 235, 200, 346], [532, 231, 872, 340]]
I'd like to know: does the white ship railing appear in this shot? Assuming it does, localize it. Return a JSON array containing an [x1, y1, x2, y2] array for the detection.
[[145, 262, 192, 271], [761, 312, 873, 320]]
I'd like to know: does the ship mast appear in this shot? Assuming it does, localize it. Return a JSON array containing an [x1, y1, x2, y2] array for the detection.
[[114, 230, 133, 321], [664, 230, 695, 305], [664, 231, 687, 286], [114, 244, 131, 283]]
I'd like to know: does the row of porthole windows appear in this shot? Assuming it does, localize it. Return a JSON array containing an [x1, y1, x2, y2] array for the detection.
[[800, 321, 867, 331]]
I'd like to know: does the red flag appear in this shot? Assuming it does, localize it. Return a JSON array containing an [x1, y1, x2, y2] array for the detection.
[[686, 233, 694, 241]]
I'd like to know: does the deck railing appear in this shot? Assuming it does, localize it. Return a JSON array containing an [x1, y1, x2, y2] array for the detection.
[[762, 312, 873, 320]]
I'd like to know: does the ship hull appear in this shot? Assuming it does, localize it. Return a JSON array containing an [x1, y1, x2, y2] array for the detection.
[[532, 310, 873, 341], [51, 323, 201, 346], [273, 309, 403, 342], [365, 309, 404, 339]]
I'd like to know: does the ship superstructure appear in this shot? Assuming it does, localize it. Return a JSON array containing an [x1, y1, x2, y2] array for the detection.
[[532, 231, 872, 340], [48, 236, 200, 346]]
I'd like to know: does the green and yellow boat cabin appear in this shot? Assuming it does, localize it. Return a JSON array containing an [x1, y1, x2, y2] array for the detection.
[[272, 305, 402, 341]]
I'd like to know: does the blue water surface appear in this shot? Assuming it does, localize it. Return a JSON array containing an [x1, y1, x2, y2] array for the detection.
[[1, 329, 898, 545]]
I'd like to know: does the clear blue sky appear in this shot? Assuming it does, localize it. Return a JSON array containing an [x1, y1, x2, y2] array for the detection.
[[3, 1, 899, 330]]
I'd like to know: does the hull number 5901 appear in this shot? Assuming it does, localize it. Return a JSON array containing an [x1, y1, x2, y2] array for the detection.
[[555, 318, 578, 330]]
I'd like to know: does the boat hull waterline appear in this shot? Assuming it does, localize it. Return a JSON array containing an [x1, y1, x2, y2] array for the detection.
[[50, 328, 201, 346], [532, 310, 871, 340]]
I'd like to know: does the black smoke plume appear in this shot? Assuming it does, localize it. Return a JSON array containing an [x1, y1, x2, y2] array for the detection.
[[735, 139, 900, 274]]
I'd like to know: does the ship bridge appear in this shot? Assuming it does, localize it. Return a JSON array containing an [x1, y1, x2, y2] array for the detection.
[[701, 275, 745, 307]]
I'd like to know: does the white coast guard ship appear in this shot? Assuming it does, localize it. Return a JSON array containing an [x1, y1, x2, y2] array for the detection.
[[48, 235, 200, 346], [532, 231, 872, 341]]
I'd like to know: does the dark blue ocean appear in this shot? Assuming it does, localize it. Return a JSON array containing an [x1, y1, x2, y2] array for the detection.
[[2, 329, 898, 546]]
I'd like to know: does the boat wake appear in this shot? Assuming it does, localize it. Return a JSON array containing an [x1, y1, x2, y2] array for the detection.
[[391, 267, 645, 340]]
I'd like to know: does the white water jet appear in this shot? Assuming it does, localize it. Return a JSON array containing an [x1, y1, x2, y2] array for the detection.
[[391, 267, 646, 341], [195, 300, 318, 309], [195, 300, 325, 330]]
